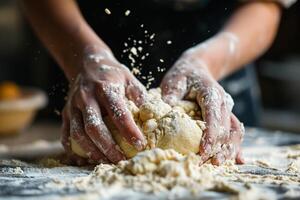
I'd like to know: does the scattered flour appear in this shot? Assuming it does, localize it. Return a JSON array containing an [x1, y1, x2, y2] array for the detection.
[[71, 149, 234, 194]]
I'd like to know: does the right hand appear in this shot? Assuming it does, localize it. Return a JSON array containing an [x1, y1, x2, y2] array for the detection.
[[161, 50, 245, 166], [61, 47, 148, 165]]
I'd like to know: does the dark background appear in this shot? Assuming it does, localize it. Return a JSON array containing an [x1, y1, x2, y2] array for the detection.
[[1, 0, 300, 132]]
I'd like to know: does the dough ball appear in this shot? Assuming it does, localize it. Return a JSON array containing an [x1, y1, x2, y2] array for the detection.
[[139, 98, 171, 122], [70, 88, 205, 160], [126, 100, 139, 120], [156, 110, 203, 155]]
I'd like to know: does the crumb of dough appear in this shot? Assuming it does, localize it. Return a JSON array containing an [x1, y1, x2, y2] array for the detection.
[[125, 10, 130, 16], [286, 160, 300, 173], [38, 158, 65, 168], [104, 8, 111, 15], [9, 167, 24, 175]]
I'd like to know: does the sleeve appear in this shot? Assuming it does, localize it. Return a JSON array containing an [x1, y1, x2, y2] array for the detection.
[[239, 0, 297, 8]]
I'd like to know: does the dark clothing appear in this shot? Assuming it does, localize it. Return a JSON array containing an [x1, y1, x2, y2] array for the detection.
[[77, 0, 237, 86]]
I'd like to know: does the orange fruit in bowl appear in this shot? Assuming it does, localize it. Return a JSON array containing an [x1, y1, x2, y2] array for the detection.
[[0, 82, 47, 135], [0, 81, 21, 101]]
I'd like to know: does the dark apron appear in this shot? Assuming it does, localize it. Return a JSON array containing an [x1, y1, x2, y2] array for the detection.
[[76, 0, 261, 126]]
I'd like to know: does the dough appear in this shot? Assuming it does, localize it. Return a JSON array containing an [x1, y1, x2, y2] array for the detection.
[[71, 138, 88, 158], [72, 88, 205, 158]]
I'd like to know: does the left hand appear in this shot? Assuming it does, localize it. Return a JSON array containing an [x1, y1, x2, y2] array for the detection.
[[160, 51, 245, 165]]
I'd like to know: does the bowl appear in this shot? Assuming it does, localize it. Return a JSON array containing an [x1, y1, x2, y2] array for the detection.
[[0, 88, 47, 135]]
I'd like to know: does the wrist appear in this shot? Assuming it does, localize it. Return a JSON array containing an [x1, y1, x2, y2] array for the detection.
[[183, 32, 240, 80], [181, 49, 217, 80]]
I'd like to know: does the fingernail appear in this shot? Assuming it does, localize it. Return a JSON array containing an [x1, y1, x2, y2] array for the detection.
[[132, 139, 146, 151]]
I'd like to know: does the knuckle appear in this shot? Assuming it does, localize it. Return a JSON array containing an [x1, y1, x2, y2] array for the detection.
[[96, 80, 106, 89], [84, 106, 102, 128]]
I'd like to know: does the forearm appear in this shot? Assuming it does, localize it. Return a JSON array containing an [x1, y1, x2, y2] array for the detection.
[[22, 0, 110, 80], [185, 1, 281, 80]]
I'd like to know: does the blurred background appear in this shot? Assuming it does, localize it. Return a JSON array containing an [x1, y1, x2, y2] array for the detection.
[[1, 0, 300, 133]]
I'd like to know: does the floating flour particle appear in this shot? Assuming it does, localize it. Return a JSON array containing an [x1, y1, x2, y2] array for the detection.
[[140, 24, 144, 28], [104, 8, 111, 15], [159, 59, 164, 63], [125, 10, 131, 16], [132, 67, 141, 75], [128, 54, 136, 65], [137, 47, 143, 52], [148, 77, 154, 82], [130, 47, 138, 56], [167, 40, 172, 45], [150, 34, 155, 40]]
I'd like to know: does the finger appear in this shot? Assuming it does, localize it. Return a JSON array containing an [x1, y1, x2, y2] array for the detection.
[[211, 144, 234, 166], [70, 108, 109, 163], [61, 108, 87, 166], [230, 114, 245, 144], [235, 149, 245, 164], [75, 90, 125, 164], [126, 78, 148, 107], [199, 135, 214, 165], [160, 71, 188, 106], [210, 116, 245, 165], [197, 86, 223, 157], [81, 105, 125, 163], [230, 114, 245, 164], [97, 83, 146, 151], [220, 93, 232, 135]]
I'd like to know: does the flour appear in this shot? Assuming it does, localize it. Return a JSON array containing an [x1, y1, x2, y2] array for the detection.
[[71, 149, 232, 194], [48, 148, 288, 199], [2, 134, 300, 199]]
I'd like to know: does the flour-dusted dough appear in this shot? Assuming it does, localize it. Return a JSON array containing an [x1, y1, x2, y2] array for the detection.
[[72, 88, 205, 158], [108, 88, 205, 158]]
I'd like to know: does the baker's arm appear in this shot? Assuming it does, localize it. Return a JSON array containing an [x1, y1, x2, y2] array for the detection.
[[21, 0, 109, 80], [192, 1, 282, 80], [22, 0, 148, 165]]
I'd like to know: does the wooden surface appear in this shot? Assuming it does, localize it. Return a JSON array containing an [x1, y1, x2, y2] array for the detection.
[[0, 123, 300, 199], [0, 122, 63, 160]]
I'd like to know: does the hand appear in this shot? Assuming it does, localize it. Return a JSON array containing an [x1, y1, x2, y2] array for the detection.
[[161, 52, 245, 165], [61, 46, 147, 165]]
